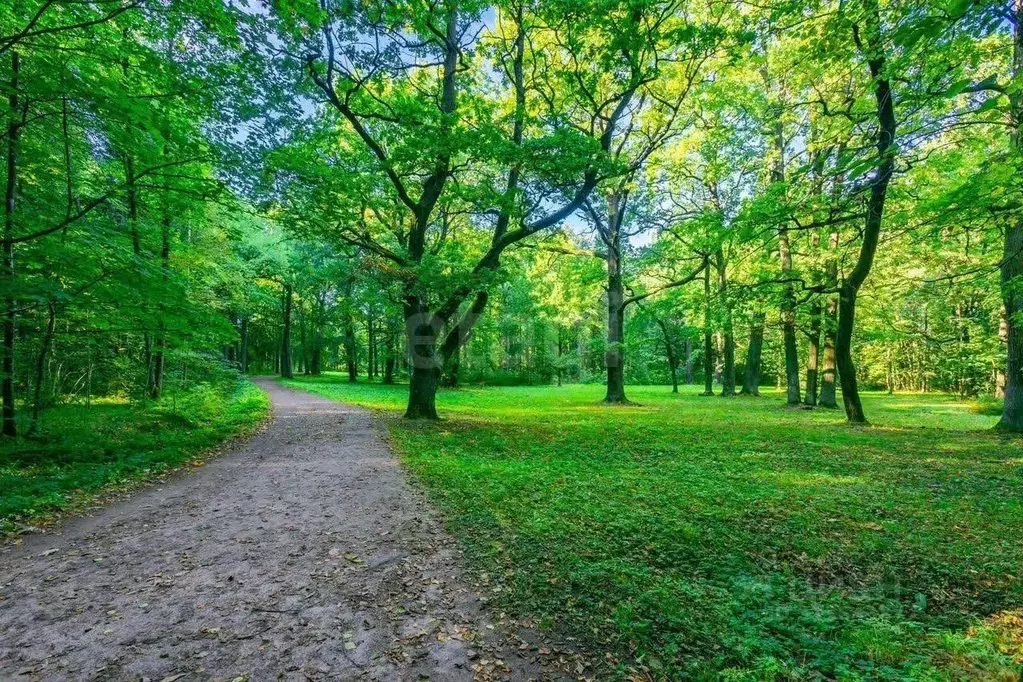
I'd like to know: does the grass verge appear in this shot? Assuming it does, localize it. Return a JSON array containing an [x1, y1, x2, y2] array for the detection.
[[0, 380, 269, 536], [284, 375, 1023, 680]]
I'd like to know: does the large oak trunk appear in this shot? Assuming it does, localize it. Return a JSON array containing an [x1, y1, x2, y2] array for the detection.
[[406, 365, 440, 419]]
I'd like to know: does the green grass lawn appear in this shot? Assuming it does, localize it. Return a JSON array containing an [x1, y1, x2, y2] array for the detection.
[[283, 374, 1023, 681], [0, 381, 269, 535]]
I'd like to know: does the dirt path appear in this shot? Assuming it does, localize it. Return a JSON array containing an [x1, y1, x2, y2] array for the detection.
[[0, 380, 580, 682]]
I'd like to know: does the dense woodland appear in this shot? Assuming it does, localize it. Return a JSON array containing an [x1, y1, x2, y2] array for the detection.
[[0, 0, 1021, 433]]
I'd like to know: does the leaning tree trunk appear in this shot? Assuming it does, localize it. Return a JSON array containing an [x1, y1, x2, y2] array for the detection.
[[280, 283, 294, 379], [740, 312, 765, 396], [837, 9, 894, 424], [999, 1, 1023, 431]]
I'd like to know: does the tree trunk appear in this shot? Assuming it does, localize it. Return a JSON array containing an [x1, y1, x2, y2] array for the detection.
[[805, 297, 821, 406], [406, 365, 440, 419], [656, 318, 679, 393], [281, 283, 293, 379], [701, 259, 714, 396], [999, 1, 1023, 431], [603, 194, 628, 404], [299, 301, 309, 375], [27, 301, 55, 436], [837, 3, 895, 424], [149, 210, 170, 400], [404, 299, 441, 419], [372, 312, 380, 378], [997, 310, 1008, 400], [345, 313, 357, 382], [716, 249, 735, 396], [444, 344, 460, 388], [740, 312, 765, 396], [2, 51, 20, 438], [684, 337, 695, 384], [240, 317, 249, 373]]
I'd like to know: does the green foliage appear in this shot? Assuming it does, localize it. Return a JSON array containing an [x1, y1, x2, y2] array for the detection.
[[0, 380, 268, 534], [285, 375, 1023, 680]]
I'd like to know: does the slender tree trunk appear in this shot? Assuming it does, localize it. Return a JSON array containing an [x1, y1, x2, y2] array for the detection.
[[372, 312, 380, 378], [805, 297, 821, 406], [837, 4, 895, 424], [345, 313, 357, 382], [280, 283, 293, 379], [772, 106, 801, 405], [656, 318, 679, 393], [384, 321, 395, 385], [240, 317, 248, 373], [2, 51, 20, 438], [310, 293, 323, 376], [444, 344, 460, 388], [684, 337, 695, 384], [299, 301, 308, 375], [819, 229, 840, 407], [999, 1, 1023, 430], [702, 258, 714, 396], [603, 193, 628, 404], [997, 310, 1008, 400], [149, 209, 170, 400], [740, 312, 765, 396], [716, 249, 735, 396], [27, 302, 55, 436]]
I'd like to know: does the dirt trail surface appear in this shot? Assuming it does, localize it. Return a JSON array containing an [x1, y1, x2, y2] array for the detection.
[[0, 380, 583, 682]]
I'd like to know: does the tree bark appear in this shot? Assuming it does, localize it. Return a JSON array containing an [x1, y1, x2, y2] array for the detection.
[[656, 318, 679, 393], [2, 50, 20, 438], [383, 320, 395, 385], [999, 0, 1023, 430], [805, 296, 821, 406], [716, 249, 735, 396], [684, 337, 695, 385], [344, 311, 357, 382], [281, 283, 293, 379], [603, 192, 628, 404], [819, 238, 840, 408], [27, 301, 55, 436], [240, 316, 248, 373], [149, 207, 170, 400], [740, 312, 765, 396], [837, 5, 895, 424], [701, 258, 714, 396]]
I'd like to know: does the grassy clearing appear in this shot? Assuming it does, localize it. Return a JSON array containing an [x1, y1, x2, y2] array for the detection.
[[0, 381, 269, 535], [284, 374, 1023, 680]]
